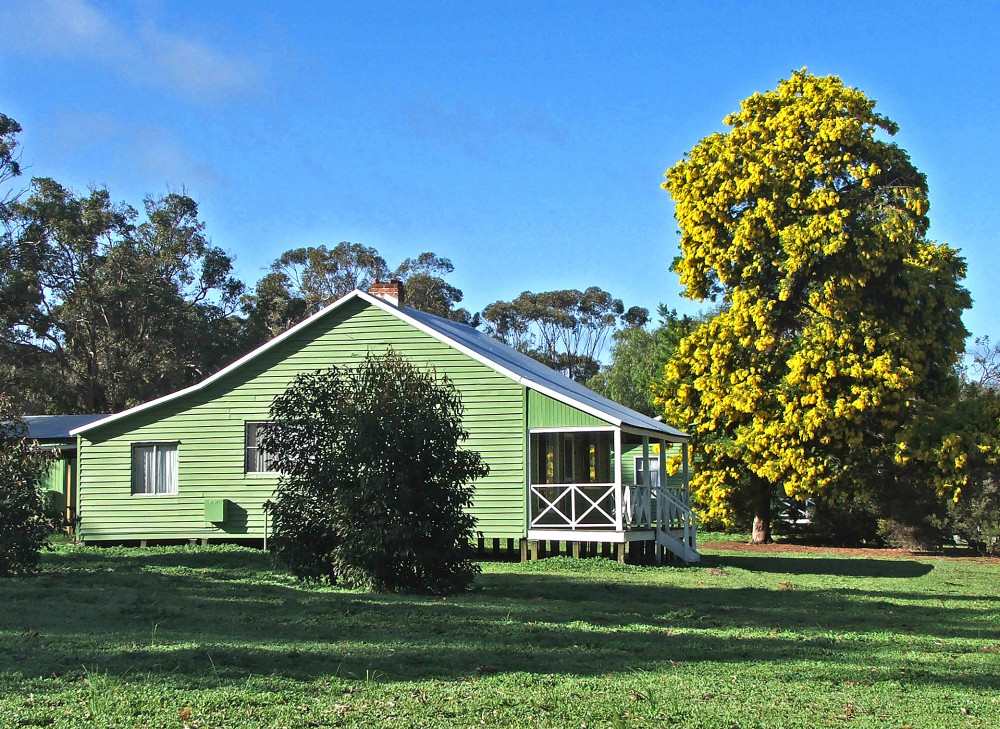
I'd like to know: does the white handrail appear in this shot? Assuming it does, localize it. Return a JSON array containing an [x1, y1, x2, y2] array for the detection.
[[529, 480, 697, 539]]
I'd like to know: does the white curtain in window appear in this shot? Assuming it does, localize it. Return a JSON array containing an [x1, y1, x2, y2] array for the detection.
[[636, 457, 661, 488], [132, 444, 177, 494], [246, 422, 276, 473], [156, 445, 177, 494], [132, 445, 153, 494]]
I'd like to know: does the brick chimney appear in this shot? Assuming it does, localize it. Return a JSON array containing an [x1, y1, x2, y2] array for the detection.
[[368, 279, 405, 308]]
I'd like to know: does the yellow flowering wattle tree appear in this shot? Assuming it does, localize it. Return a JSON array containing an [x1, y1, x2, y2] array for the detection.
[[653, 70, 971, 543]]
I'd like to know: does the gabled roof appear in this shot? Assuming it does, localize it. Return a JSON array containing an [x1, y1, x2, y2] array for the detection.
[[403, 307, 686, 439], [71, 290, 688, 440], [26, 414, 104, 441]]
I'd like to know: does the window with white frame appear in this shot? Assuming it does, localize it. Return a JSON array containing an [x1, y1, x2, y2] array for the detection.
[[245, 421, 277, 473], [634, 455, 661, 488], [131, 443, 178, 495]]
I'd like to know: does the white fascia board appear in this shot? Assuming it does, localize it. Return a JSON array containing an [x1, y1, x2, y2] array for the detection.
[[527, 529, 642, 543], [70, 289, 371, 436], [527, 426, 618, 434], [621, 424, 690, 443]]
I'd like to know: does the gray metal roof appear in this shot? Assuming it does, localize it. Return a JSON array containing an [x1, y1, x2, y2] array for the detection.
[[404, 306, 687, 440], [25, 414, 104, 441]]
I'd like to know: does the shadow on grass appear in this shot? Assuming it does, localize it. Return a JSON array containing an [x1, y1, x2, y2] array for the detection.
[[704, 554, 935, 578], [0, 548, 995, 692]]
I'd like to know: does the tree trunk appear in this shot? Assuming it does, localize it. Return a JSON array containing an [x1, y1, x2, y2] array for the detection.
[[749, 478, 774, 544]]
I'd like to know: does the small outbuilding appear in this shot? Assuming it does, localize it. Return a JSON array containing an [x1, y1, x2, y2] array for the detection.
[[71, 283, 698, 562], [24, 414, 104, 527]]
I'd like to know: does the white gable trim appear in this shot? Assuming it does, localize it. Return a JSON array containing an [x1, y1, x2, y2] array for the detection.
[[70, 289, 370, 435]]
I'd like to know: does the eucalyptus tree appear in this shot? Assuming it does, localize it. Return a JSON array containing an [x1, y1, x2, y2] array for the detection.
[[482, 287, 638, 383], [0, 113, 23, 212], [393, 252, 478, 325], [2, 178, 244, 413], [242, 246, 476, 348], [589, 307, 697, 417], [267, 243, 391, 314]]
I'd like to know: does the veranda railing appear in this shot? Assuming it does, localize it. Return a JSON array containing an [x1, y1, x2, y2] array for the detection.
[[529, 482, 683, 530], [529, 483, 619, 529], [656, 486, 698, 551]]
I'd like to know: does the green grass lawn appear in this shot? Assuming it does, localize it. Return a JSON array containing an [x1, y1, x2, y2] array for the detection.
[[1, 544, 997, 728]]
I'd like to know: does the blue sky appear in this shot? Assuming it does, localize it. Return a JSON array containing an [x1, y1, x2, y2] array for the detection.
[[3, 0, 998, 343]]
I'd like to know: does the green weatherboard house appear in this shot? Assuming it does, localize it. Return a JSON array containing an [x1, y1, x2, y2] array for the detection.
[[71, 282, 699, 563]]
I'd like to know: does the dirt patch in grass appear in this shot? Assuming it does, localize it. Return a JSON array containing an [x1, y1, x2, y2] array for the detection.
[[700, 540, 1000, 563]]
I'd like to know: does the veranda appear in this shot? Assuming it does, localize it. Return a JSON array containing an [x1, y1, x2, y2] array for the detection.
[[476, 425, 698, 564]]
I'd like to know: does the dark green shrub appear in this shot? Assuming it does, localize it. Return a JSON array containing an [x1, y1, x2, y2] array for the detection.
[[876, 517, 943, 551], [946, 478, 1000, 555], [0, 397, 55, 576], [807, 485, 949, 550], [807, 497, 883, 547], [261, 349, 489, 594], [874, 480, 949, 551]]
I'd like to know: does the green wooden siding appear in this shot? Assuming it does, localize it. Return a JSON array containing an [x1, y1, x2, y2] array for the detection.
[[526, 389, 609, 429], [78, 299, 526, 542], [39, 458, 68, 512]]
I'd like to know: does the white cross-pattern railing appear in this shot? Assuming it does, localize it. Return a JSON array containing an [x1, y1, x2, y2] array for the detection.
[[530, 482, 682, 530], [626, 484, 654, 528], [659, 485, 686, 526], [529, 483, 618, 529], [528, 478, 699, 562]]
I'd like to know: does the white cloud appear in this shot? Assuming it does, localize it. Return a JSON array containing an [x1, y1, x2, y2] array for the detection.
[[7, 0, 259, 101], [127, 125, 223, 190], [41, 112, 222, 193], [141, 27, 253, 97], [50, 111, 121, 147], [38, 0, 121, 52], [401, 93, 569, 158]]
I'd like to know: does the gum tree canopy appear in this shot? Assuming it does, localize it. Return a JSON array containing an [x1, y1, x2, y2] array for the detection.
[[654, 70, 970, 543]]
